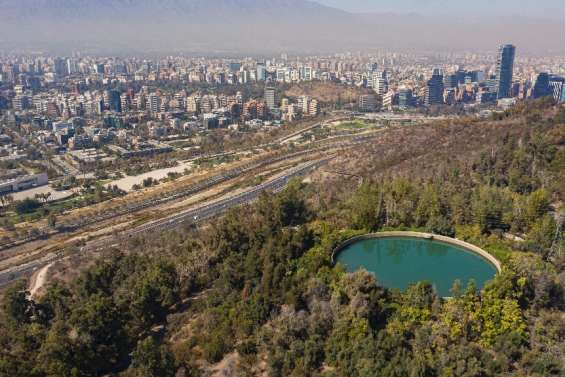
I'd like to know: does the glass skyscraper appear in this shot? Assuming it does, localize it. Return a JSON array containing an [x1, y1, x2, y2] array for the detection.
[[532, 72, 552, 99], [496, 44, 516, 99], [549, 75, 565, 103], [426, 68, 444, 106]]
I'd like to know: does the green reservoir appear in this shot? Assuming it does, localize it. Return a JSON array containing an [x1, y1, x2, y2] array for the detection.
[[334, 236, 498, 297]]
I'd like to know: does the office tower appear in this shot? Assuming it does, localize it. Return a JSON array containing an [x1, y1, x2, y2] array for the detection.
[[550, 81, 564, 103], [95, 63, 105, 75], [54, 58, 67, 77], [532, 73, 552, 99], [256, 65, 267, 81], [66, 58, 77, 75], [398, 88, 414, 108], [444, 74, 458, 89], [549, 75, 565, 102], [264, 87, 276, 110], [107, 90, 122, 112], [495, 44, 516, 99], [468, 70, 482, 83], [455, 69, 467, 84], [425, 69, 444, 106], [359, 94, 378, 112], [202, 113, 219, 129]]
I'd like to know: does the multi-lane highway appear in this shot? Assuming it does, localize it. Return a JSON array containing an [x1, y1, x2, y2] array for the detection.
[[0, 157, 333, 288], [0, 119, 389, 288], [0, 132, 376, 253]]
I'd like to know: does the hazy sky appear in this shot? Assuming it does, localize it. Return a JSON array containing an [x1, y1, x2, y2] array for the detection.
[[1, 0, 564, 53], [317, 0, 565, 18]]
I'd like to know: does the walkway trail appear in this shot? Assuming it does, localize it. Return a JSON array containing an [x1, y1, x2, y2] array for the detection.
[[29, 263, 52, 298]]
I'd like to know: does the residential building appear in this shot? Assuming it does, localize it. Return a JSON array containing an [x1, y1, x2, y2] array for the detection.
[[264, 87, 277, 110]]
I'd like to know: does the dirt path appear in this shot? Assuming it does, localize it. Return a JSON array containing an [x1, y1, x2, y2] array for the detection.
[[29, 262, 52, 298]]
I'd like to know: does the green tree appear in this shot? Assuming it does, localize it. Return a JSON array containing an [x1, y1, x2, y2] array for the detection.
[[127, 336, 176, 377], [415, 184, 441, 227], [36, 321, 81, 377], [527, 214, 557, 260], [2, 281, 31, 327], [349, 183, 385, 231], [14, 198, 41, 215]]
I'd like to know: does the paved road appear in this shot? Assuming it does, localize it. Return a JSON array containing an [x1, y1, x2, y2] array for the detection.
[[0, 135, 371, 253], [0, 157, 333, 288]]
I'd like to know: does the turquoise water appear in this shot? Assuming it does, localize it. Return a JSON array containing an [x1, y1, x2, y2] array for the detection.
[[335, 237, 498, 297]]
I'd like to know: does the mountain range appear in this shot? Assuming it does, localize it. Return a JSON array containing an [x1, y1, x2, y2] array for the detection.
[[318, 0, 565, 18], [0, 0, 564, 54]]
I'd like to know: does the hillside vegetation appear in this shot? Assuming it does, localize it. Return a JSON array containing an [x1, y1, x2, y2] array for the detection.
[[1, 101, 564, 377], [284, 81, 369, 106]]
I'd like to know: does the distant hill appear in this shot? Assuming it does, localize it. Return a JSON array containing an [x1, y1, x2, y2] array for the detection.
[[319, 0, 565, 19], [0, 0, 564, 53]]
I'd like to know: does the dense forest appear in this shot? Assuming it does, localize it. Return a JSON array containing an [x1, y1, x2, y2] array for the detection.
[[1, 102, 564, 376]]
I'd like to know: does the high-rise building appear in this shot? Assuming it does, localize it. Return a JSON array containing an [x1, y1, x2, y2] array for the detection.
[[532, 73, 553, 99], [66, 58, 77, 75], [359, 94, 378, 112], [54, 58, 67, 77], [264, 87, 276, 110], [95, 63, 105, 75], [256, 65, 267, 81], [107, 90, 122, 112], [147, 93, 160, 113], [371, 70, 388, 95], [298, 96, 311, 114], [120, 93, 130, 112], [308, 99, 320, 116], [382, 91, 395, 110], [186, 95, 201, 114], [302, 66, 313, 81], [444, 74, 459, 89], [398, 88, 414, 108], [495, 44, 516, 99], [425, 69, 444, 106], [549, 75, 565, 103]]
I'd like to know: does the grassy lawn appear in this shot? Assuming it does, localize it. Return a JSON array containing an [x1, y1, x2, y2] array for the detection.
[[334, 121, 374, 131]]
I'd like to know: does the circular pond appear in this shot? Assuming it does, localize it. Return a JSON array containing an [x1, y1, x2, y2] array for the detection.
[[334, 234, 499, 297]]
